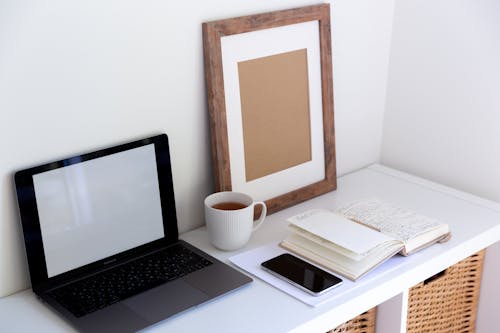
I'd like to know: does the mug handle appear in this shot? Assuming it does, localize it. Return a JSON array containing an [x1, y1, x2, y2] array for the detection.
[[252, 202, 267, 231]]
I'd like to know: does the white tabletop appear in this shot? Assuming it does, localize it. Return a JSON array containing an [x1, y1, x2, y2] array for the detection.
[[2, 164, 500, 333]]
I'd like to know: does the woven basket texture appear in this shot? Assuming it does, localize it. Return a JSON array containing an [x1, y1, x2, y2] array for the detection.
[[406, 250, 485, 333], [328, 307, 376, 333]]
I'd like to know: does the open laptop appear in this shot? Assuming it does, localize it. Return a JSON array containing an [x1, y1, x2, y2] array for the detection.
[[14, 134, 252, 332]]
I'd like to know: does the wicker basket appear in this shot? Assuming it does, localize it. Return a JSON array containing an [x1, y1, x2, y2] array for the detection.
[[406, 250, 485, 333], [328, 307, 376, 333]]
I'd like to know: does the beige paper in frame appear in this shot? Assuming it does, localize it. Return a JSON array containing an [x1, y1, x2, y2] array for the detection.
[[238, 49, 312, 182]]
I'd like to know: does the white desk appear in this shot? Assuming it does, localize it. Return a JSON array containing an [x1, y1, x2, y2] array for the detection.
[[2, 164, 500, 333]]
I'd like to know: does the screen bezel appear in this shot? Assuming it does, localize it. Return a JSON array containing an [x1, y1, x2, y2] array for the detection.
[[15, 134, 178, 294]]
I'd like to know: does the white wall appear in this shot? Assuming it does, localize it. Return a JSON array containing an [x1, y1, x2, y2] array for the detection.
[[0, 0, 394, 297], [331, 0, 394, 173], [382, 1, 500, 331]]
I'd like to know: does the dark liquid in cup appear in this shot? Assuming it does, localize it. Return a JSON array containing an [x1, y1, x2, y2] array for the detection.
[[212, 202, 247, 210]]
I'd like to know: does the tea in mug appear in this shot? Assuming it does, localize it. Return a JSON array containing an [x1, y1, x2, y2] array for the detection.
[[212, 202, 247, 211]]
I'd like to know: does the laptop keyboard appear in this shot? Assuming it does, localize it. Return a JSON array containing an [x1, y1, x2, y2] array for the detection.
[[48, 244, 213, 317]]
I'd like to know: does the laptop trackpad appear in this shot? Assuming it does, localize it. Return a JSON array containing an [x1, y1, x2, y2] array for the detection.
[[123, 279, 210, 323]]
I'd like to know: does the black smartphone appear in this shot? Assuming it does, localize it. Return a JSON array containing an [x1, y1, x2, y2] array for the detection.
[[261, 253, 343, 296]]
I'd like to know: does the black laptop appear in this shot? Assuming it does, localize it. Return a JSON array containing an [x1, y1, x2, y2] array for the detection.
[[14, 134, 252, 332]]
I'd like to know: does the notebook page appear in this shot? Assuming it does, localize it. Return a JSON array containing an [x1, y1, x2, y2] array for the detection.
[[287, 209, 397, 255], [337, 199, 444, 242]]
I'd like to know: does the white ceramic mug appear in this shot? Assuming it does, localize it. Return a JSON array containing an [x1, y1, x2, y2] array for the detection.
[[204, 191, 267, 251]]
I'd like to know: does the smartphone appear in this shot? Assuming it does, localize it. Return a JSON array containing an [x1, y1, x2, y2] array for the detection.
[[261, 253, 343, 296]]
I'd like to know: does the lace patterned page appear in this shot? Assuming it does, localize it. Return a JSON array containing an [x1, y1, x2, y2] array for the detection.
[[336, 199, 443, 242]]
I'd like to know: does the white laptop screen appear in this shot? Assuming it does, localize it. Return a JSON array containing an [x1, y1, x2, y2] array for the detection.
[[33, 144, 165, 278]]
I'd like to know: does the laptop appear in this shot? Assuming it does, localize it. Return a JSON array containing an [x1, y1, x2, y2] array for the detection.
[[14, 134, 252, 332]]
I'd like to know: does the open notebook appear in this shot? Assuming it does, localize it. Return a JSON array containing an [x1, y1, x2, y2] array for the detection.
[[281, 199, 450, 280]]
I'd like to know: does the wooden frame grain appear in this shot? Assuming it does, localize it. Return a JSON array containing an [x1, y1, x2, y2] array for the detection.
[[203, 4, 336, 214]]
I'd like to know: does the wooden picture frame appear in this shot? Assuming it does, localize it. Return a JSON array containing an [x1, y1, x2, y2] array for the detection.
[[203, 4, 336, 214]]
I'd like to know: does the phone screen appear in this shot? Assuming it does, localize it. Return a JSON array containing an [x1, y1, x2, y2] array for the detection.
[[261, 253, 342, 295]]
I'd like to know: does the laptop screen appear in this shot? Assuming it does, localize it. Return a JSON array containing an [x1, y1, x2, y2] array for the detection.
[[15, 134, 179, 291], [33, 144, 165, 278]]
